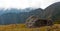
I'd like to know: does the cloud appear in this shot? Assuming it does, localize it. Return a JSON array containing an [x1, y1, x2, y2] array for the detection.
[[40, 0, 60, 9], [0, 0, 60, 9]]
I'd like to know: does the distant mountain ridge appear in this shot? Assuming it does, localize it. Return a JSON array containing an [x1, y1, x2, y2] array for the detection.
[[0, 8, 36, 16], [0, 8, 43, 25]]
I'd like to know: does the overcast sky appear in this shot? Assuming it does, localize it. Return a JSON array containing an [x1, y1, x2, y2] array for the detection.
[[0, 0, 60, 9]]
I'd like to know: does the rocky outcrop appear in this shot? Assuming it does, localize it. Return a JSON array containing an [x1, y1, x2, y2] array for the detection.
[[25, 16, 53, 28]]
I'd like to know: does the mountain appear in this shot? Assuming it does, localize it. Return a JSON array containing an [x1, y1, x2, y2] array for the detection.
[[0, 8, 43, 25], [29, 8, 43, 18], [44, 2, 60, 21], [17, 8, 43, 23]]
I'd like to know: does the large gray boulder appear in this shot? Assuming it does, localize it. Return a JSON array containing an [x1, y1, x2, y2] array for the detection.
[[25, 16, 53, 28]]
